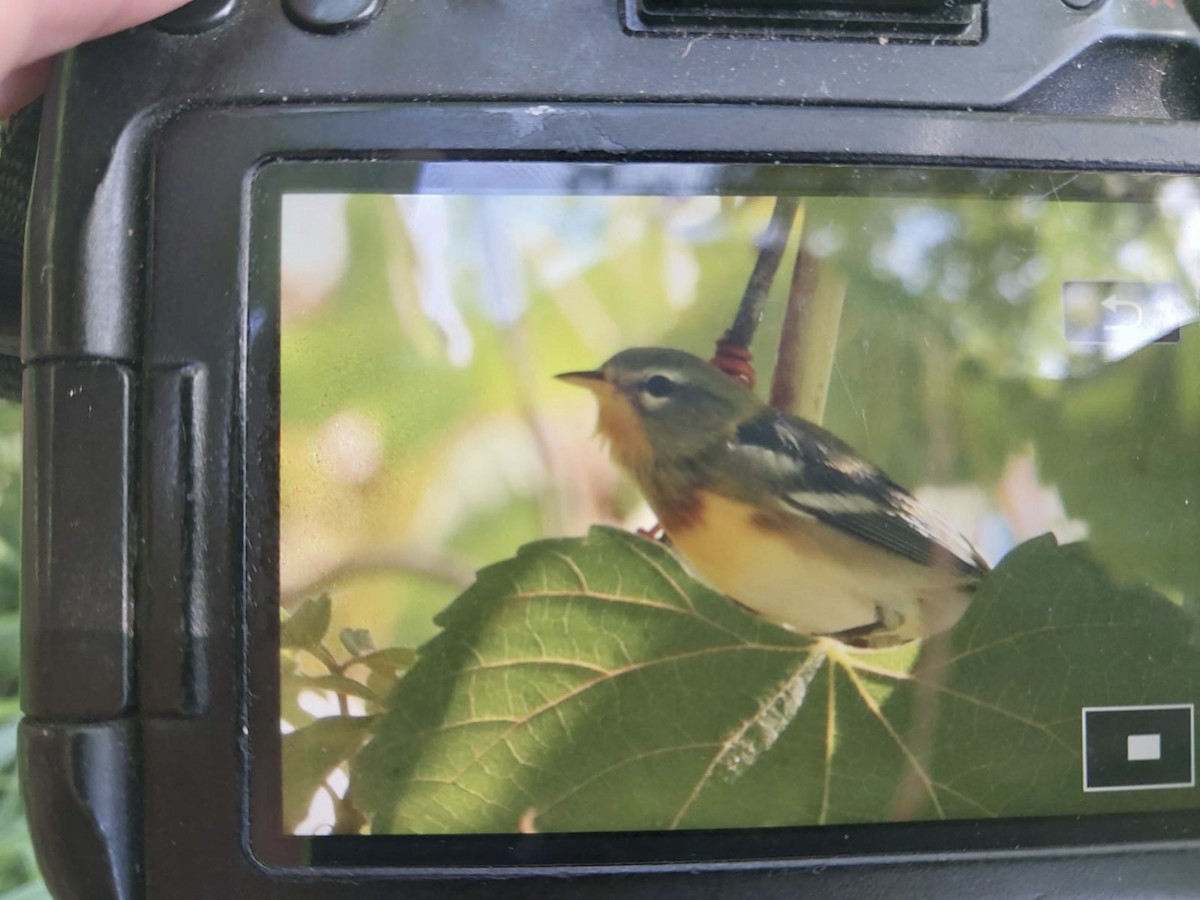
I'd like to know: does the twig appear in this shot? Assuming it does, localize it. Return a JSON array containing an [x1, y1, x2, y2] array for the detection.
[[298, 641, 355, 717], [282, 548, 474, 610], [711, 197, 801, 386], [334, 784, 368, 835], [769, 242, 845, 424], [728, 197, 802, 347], [886, 634, 951, 821], [306, 641, 342, 674]]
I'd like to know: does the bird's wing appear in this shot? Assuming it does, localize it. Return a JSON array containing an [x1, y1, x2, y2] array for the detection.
[[730, 411, 987, 577]]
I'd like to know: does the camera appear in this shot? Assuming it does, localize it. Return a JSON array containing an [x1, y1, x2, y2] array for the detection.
[[16, 0, 1200, 897]]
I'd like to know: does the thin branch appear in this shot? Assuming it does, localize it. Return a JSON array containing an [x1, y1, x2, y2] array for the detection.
[[282, 548, 475, 610], [728, 197, 802, 347], [306, 641, 342, 674], [711, 197, 801, 386], [301, 642, 353, 715], [333, 783, 368, 835], [886, 635, 951, 821]]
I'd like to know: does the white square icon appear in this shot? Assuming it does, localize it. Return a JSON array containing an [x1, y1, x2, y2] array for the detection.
[[1126, 733, 1162, 763], [1083, 704, 1195, 792]]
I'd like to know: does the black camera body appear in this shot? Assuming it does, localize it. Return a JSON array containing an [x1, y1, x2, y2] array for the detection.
[[19, 1, 1200, 897]]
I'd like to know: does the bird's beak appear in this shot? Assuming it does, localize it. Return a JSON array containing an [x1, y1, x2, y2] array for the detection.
[[555, 369, 608, 392]]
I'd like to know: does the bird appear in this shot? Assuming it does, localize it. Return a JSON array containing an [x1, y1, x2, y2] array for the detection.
[[557, 347, 988, 646]]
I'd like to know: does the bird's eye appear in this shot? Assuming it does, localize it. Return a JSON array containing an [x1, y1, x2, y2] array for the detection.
[[643, 374, 675, 399]]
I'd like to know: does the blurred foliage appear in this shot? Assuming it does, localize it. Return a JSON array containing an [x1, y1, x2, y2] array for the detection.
[[0, 402, 48, 897], [280, 591, 413, 833], [279, 173, 1200, 834]]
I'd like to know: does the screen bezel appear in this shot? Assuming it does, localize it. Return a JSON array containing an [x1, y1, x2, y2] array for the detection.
[[128, 97, 1200, 897], [249, 156, 1200, 870]]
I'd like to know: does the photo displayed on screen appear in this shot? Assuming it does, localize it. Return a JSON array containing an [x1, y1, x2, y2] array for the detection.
[[277, 165, 1199, 837]]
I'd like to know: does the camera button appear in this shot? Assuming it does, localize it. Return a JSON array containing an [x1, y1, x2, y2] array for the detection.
[[154, 0, 238, 34], [284, 0, 383, 33]]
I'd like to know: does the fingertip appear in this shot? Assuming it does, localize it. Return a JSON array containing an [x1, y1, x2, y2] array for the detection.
[[0, 58, 51, 120], [8, 0, 193, 71]]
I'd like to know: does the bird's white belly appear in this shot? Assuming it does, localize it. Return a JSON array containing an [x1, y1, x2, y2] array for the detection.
[[668, 493, 960, 639]]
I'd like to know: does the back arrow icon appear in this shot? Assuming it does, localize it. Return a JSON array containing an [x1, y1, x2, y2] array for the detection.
[[1102, 296, 1144, 329]]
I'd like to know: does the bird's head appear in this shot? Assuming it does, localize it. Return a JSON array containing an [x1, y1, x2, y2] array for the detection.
[[557, 347, 758, 477]]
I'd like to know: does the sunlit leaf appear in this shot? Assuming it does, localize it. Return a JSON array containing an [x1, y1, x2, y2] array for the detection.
[[340, 627, 376, 657], [366, 671, 401, 707], [354, 647, 417, 674], [0, 723, 16, 771], [282, 716, 376, 831], [352, 527, 1197, 834], [0, 880, 53, 900], [281, 594, 332, 651], [0, 616, 18, 690], [282, 673, 383, 708]]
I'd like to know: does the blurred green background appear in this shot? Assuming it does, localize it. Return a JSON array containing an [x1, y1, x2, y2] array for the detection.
[[279, 173, 1200, 832], [0, 401, 47, 897], [0, 102, 62, 896], [280, 180, 1200, 654]]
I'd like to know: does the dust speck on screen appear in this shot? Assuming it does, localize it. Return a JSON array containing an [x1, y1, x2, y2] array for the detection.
[[276, 164, 1200, 839]]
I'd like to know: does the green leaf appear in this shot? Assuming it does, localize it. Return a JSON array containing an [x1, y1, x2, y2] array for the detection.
[[0, 723, 17, 771], [714, 535, 1200, 826], [353, 526, 812, 833], [0, 881, 53, 900], [282, 716, 376, 832], [340, 628, 376, 657], [1025, 336, 1200, 622], [366, 670, 402, 706], [0, 615, 19, 689], [352, 646, 418, 674], [281, 673, 383, 708], [281, 594, 332, 650], [352, 527, 1198, 834]]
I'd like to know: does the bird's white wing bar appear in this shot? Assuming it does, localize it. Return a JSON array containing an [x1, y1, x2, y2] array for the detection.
[[731, 411, 986, 576]]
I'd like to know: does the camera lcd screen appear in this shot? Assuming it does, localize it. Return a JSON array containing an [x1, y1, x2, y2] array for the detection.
[[273, 163, 1199, 852]]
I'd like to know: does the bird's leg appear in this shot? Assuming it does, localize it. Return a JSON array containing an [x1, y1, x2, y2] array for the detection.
[[637, 521, 667, 542], [822, 605, 905, 648]]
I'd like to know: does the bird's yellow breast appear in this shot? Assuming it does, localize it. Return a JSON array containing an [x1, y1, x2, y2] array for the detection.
[[666, 491, 966, 640]]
